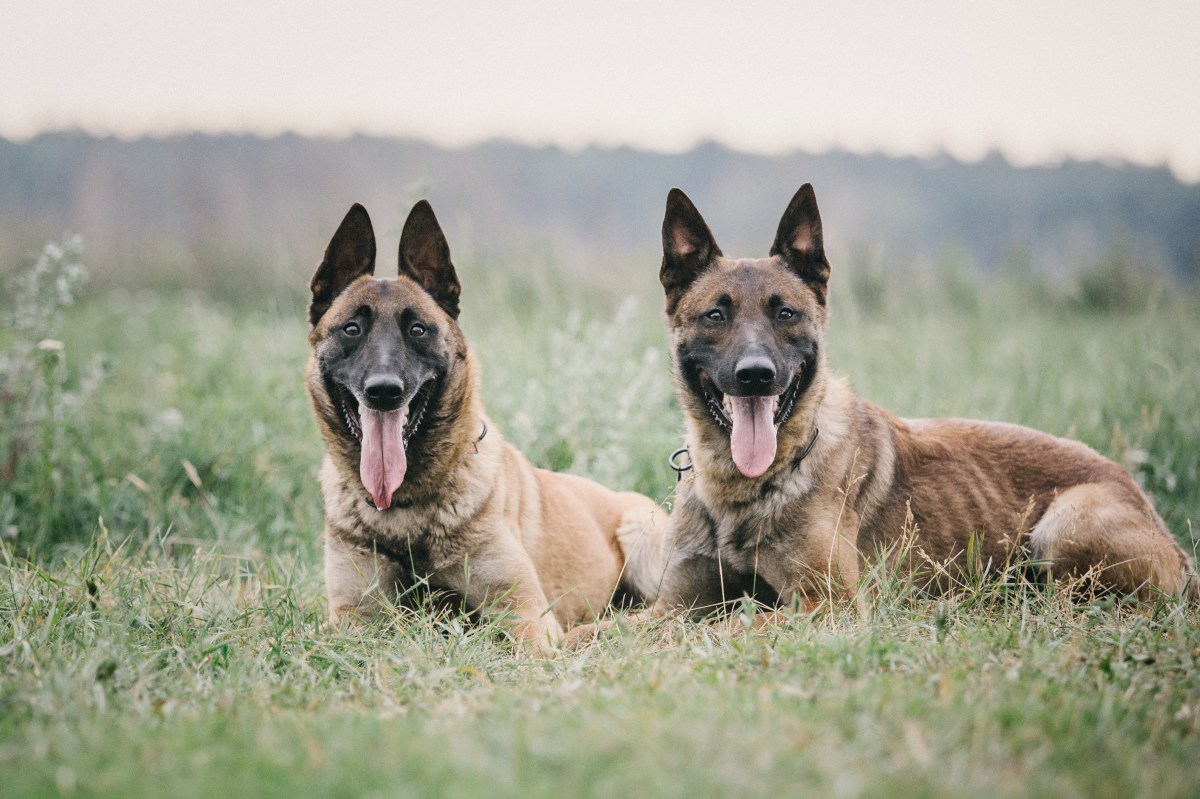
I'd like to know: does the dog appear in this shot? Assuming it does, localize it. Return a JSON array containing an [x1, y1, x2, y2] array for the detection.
[[650, 184, 1195, 615], [305, 200, 665, 651]]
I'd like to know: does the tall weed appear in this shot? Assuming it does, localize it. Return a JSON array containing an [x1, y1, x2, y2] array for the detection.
[[481, 297, 679, 502], [0, 237, 105, 553]]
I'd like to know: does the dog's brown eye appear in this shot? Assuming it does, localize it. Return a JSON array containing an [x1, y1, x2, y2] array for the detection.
[[778, 308, 796, 321], [409, 322, 427, 338], [342, 321, 361, 337], [705, 309, 725, 323]]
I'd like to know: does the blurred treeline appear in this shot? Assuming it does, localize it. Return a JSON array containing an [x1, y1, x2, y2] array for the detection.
[[1, 132, 1197, 309]]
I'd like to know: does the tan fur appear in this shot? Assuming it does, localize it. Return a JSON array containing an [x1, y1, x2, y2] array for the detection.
[[652, 189, 1195, 616], [308, 214, 666, 654]]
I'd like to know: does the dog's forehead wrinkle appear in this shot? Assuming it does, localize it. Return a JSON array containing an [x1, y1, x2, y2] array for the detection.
[[686, 264, 812, 319], [335, 276, 446, 324]]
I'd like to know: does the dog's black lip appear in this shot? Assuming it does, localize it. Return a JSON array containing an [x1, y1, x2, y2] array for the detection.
[[335, 382, 362, 440], [697, 366, 805, 433], [401, 379, 435, 447], [334, 378, 436, 449], [698, 370, 733, 431], [773, 370, 804, 428]]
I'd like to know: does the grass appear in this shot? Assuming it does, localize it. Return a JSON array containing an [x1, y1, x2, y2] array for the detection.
[[3, 536, 1198, 798], [1, 239, 1199, 797]]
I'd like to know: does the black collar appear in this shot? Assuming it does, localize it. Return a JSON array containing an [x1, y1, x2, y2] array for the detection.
[[789, 426, 821, 468]]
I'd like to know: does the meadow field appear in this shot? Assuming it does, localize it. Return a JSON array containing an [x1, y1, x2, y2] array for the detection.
[[1, 238, 1199, 797]]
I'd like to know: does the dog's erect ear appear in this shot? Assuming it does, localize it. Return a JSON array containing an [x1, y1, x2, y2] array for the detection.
[[398, 200, 462, 319], [770, 184, 831, 305], [310, 204, 376, 327], [661, 188, 722, 315]]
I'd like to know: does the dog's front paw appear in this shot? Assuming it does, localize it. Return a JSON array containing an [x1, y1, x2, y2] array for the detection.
[[506, 618, 561, 657], [563, 611, 655, 649], [324, 600, 380, 632], [562, 621, 603, 649]]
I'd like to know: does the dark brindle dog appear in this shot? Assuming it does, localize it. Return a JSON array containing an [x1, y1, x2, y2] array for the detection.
[[306, 201, 665, 651], [650, 184, 1195, 615]]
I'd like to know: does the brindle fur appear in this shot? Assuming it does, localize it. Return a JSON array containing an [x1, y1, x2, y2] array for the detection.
[[307, 201, 665, 652], [652, 185, 1196, 615]]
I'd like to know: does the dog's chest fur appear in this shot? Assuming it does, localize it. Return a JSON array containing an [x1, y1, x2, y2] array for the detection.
[[673, 378, 894, 581], [318, 435, 500, 575], [680, 454, 826, 570]]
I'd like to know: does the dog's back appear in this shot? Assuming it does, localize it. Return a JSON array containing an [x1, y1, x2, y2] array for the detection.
[[859, 407, 1193, 596]]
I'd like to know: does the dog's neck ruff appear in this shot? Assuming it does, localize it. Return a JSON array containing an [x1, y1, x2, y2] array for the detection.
[[673, 426, 820, 479]]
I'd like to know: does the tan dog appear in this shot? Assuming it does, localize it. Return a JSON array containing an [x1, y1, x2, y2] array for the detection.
[[650, 184, 1195, 615], [306, 201, 665, 651]]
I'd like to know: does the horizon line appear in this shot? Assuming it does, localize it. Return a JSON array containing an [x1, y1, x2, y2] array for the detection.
[[5, 125, 1194, 185]]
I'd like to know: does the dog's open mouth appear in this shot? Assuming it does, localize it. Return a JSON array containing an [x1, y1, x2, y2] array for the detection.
[[698, 368, 803, 432], [335, 380, 434, 449], [697, 366, 805, 479], [334, 380, 435, 510]]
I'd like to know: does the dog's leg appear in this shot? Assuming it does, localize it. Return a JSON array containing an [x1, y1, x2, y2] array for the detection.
[[749, 513, 860, 613], [324, 530, 402, 623], [504, 592, 564, 654], [614, 500, 670, 603], [1029, 481, 1193, 598], [650, 554, 731, 620], [437, 537, 564, 654]]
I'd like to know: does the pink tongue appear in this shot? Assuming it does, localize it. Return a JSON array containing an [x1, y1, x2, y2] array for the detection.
[[359, 407, 408, 509], [729, 396, 777, 478]]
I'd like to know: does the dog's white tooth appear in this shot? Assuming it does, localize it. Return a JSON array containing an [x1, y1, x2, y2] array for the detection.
[[723, 397, 734, 415]]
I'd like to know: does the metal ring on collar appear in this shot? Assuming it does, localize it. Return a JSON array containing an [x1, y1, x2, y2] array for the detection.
[[669, 446, 693, 480]]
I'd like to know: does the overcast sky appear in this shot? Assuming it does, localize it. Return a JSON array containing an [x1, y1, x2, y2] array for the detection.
[[4, 1, 1198, 180]]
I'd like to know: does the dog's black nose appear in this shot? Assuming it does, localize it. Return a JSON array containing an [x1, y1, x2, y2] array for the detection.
[[735, 356, 776, 389], [364, 376, 405, 410]]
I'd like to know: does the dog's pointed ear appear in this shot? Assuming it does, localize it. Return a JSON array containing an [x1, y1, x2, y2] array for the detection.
[[770, 184, 831, 305], [399, 200, 462, 319], [661, 188, 722, 315], [310, 204, 376, 327]]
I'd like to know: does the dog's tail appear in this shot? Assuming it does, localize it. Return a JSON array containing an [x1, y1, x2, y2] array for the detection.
[[615, 498, 671, 603]]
